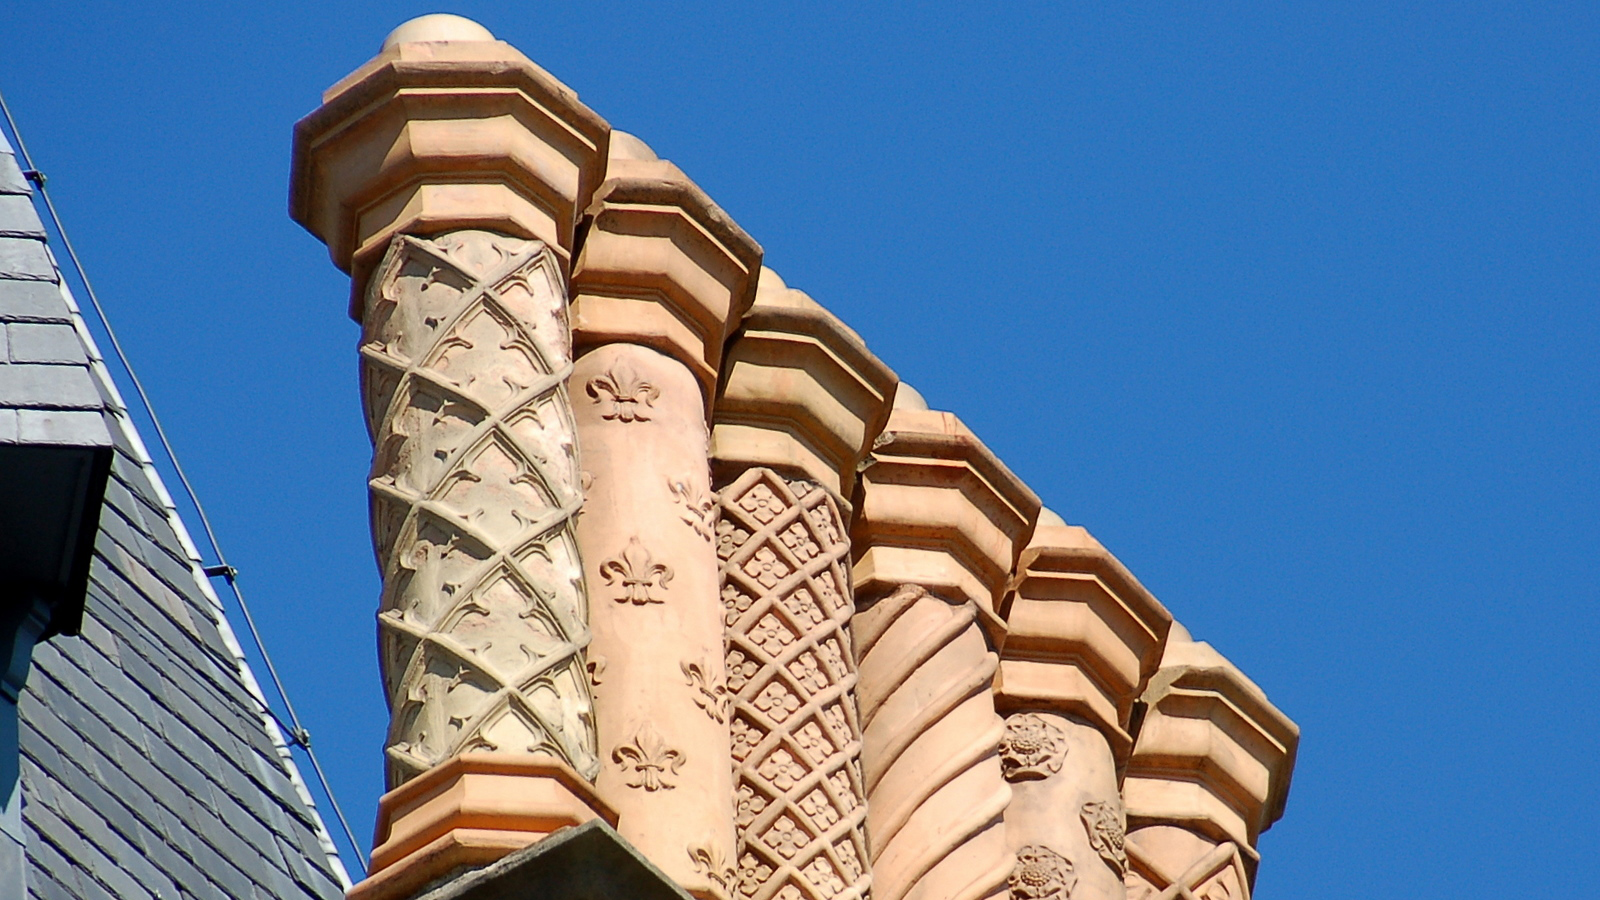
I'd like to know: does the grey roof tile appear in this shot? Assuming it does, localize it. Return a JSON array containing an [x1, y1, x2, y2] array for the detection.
[[0, 362, 101, 409], [0, 143, 29, 194], [16, 409, 110, 446], [0, 237, 54, 281], [8, 322, 87, 365], [0, 280, 70, 322], [0, 193, 45, 238]]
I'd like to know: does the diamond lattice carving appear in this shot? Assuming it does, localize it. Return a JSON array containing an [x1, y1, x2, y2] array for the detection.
[[362, 231, 598, 786], [719, 470, 869, 900]]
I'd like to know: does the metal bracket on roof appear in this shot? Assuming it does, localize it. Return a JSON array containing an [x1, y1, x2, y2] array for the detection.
[[21, 169, 44, 187], [202, 563, 238, 582]]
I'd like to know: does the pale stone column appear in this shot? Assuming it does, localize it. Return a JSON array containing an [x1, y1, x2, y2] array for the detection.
[[851, 394, 1040, 900], [1120, 626, 1298, 900], [289, 15, 615, 900], [569, 134, 762, 900], [710, 268, 897, 900], [994, 515, 1172, 900]]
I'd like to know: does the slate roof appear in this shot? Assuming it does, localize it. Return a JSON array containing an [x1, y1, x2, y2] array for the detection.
[[0, 131, 349, 899]]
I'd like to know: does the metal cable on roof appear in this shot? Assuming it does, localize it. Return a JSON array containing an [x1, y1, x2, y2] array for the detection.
[[0, 88, 367, 877]]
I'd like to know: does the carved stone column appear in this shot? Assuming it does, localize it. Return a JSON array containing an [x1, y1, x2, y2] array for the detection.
[[710, 268, 897, 900], [851, 396, 1040, 900], [570, 134, 762, 900], [994, 515, 1172, 900], [1121, 626, 1298, 900], [289, 16, 614, 900]]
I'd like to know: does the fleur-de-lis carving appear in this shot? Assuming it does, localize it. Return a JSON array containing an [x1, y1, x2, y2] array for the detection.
[[683, 660, 732, 723], [587, 366, 660, 422], [601, 537, 673, 604], [613, 723, 684, 791], [688, 841, 736, 894], [669, 476, 718, 541]]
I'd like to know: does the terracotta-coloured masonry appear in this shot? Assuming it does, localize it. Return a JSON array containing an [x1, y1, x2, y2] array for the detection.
[[290, 15, 1299, 900]]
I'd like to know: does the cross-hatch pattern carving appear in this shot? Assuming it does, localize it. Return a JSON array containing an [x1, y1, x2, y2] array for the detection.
[[718, 470, 869, 900], [360, 231, 599, 786]]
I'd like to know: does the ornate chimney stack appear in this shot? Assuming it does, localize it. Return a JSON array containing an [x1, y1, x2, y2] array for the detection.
[[1121, 627, 1298, 899], [289, 15, 614, 900], [994, 517, 1172, 900], [567, 133, 762, 900], [850, 394, 1040, 900], [710, 268, 897, 900], [288, 19, 1301, 900]]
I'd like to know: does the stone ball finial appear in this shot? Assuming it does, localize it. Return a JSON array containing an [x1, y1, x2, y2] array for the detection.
[[892, 382, 929, 410], [1036, 507, 1068, 528], [381, 14, 495, 50], [754, 265, 789, 303], [608, 131, 660, 161]]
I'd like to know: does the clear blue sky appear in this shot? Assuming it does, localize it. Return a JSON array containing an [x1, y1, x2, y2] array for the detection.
[[3, 3, 1596, 896]]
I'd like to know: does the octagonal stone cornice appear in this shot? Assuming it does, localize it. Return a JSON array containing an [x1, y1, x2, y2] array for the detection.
[[711, 266, 898, 497], [996, 522, 1173, 760], [1123, 631, 1299, 852], [851, 407, 1041, 638], [570, 155, 762, 401], [290, 34, 610, 313]]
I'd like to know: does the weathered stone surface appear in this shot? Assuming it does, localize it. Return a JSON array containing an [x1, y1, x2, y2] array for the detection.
[[852, 406, 1039, 641], [994, 517, 1169, 900], [997, 519, 1172, 758], [354, 754, 615, 900], [412, 818, 691, 900], [571, 136, 761, 400], [849, 403, 1038, 900], [1122, 625, 1298, 895], [996, 710, 1124, 900], [712, 267, 897, 498], [290, 18, 609, 302], [351, 229, 605, 900]]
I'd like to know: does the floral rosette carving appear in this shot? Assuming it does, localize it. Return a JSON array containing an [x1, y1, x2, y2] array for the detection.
[[999, 713, 1068, 781], [717, 469, 868, 900], [1009, 846, 1076, 900]]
